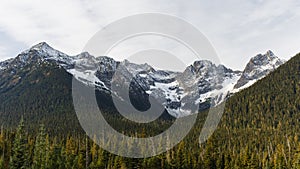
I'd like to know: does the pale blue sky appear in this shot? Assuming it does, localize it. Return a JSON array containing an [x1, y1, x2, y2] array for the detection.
[[0, 0, 299, 70]]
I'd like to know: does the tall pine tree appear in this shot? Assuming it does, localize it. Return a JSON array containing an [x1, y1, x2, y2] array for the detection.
[[9, 117, 29, 169], [33, 124, 48, 169]]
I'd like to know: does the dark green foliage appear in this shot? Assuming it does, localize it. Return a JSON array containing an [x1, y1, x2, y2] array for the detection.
[[0, 52, 299, 168], [0, 62, 83, 136], [33, 124, 49, 169], [0, 61, 174, 137], [9, 118, 29, 169]]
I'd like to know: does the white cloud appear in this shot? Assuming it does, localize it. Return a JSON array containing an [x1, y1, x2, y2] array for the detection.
[[0, 46, 8, 59], [0, 0, 299, 70], [0, 0, 99, 54]]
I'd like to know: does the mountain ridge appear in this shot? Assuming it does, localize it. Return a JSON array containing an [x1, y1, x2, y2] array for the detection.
[[0, 42, 284, 117]]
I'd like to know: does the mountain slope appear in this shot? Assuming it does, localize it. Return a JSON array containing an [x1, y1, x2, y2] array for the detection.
[[0, 62, 82, 134], [0, 43, 299, 168], [224, 51, 299, 130], [208, 51, 300, 168], [0, 42, 285, 132], [0, 50, 297, 168], [159, 51, 300, 169]]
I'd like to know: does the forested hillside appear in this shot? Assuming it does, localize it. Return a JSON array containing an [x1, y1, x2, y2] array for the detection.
[[0, 62, 83, 135], [0, 52, 299, 168], [0, 60, 174, 136]]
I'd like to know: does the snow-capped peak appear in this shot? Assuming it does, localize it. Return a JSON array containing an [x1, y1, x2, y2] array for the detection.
[[234, 50, 284, 89], [20, 42, 59, 56], [249, 50, 281, 66], [15, 42, 69, 64], [31, 42, 53, 51], [31, 42, 69, 58]]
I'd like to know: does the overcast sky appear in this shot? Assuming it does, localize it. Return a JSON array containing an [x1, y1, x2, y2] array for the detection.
[[0, 0, 299, 70]]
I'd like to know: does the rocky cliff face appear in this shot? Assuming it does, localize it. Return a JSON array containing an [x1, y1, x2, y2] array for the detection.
[[234, 50, 284, 89]]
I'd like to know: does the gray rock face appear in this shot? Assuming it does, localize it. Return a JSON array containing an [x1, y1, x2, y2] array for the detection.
[[0, 58, 13, 70], [234, 50, 284, 89], [0, 42, 284, 117]]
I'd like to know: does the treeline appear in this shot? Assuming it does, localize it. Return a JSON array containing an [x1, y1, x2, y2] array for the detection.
[[0, 116, 300, 169]]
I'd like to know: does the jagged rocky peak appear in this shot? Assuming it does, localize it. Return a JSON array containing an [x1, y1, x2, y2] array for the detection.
[[96, 55, 116, 62], [120, 59, 155, 74], [246, 50, 283, 75], [182, 60, 239, 84], [75, 52, 93, 59], [95, 56, 118, 73], [193, 60, 214, 67], [0, 42, 286, 117], [234, 50, 284, 89], [186, 60, 213, 74], [249, 50, 282, 66], [266, 50, 275, 57], [14, 42, 69, 64]]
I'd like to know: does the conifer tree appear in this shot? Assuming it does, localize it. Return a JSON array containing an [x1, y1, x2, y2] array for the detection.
[[33, 124, 48, 169], [9, 117, 29, 169]]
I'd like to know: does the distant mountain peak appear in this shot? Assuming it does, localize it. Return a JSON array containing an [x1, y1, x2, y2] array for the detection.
[[31, 42, 53, 50], [75, 52, 95, 60], [250, 50, 278, 63], [234, 50, 284, 89], [30, 42, 67, 57], [266, 50, 274, 56]]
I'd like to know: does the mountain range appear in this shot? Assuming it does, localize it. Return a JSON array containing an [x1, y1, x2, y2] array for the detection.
[[0, 42, 284, 119], [1, 42, 300, 168]]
